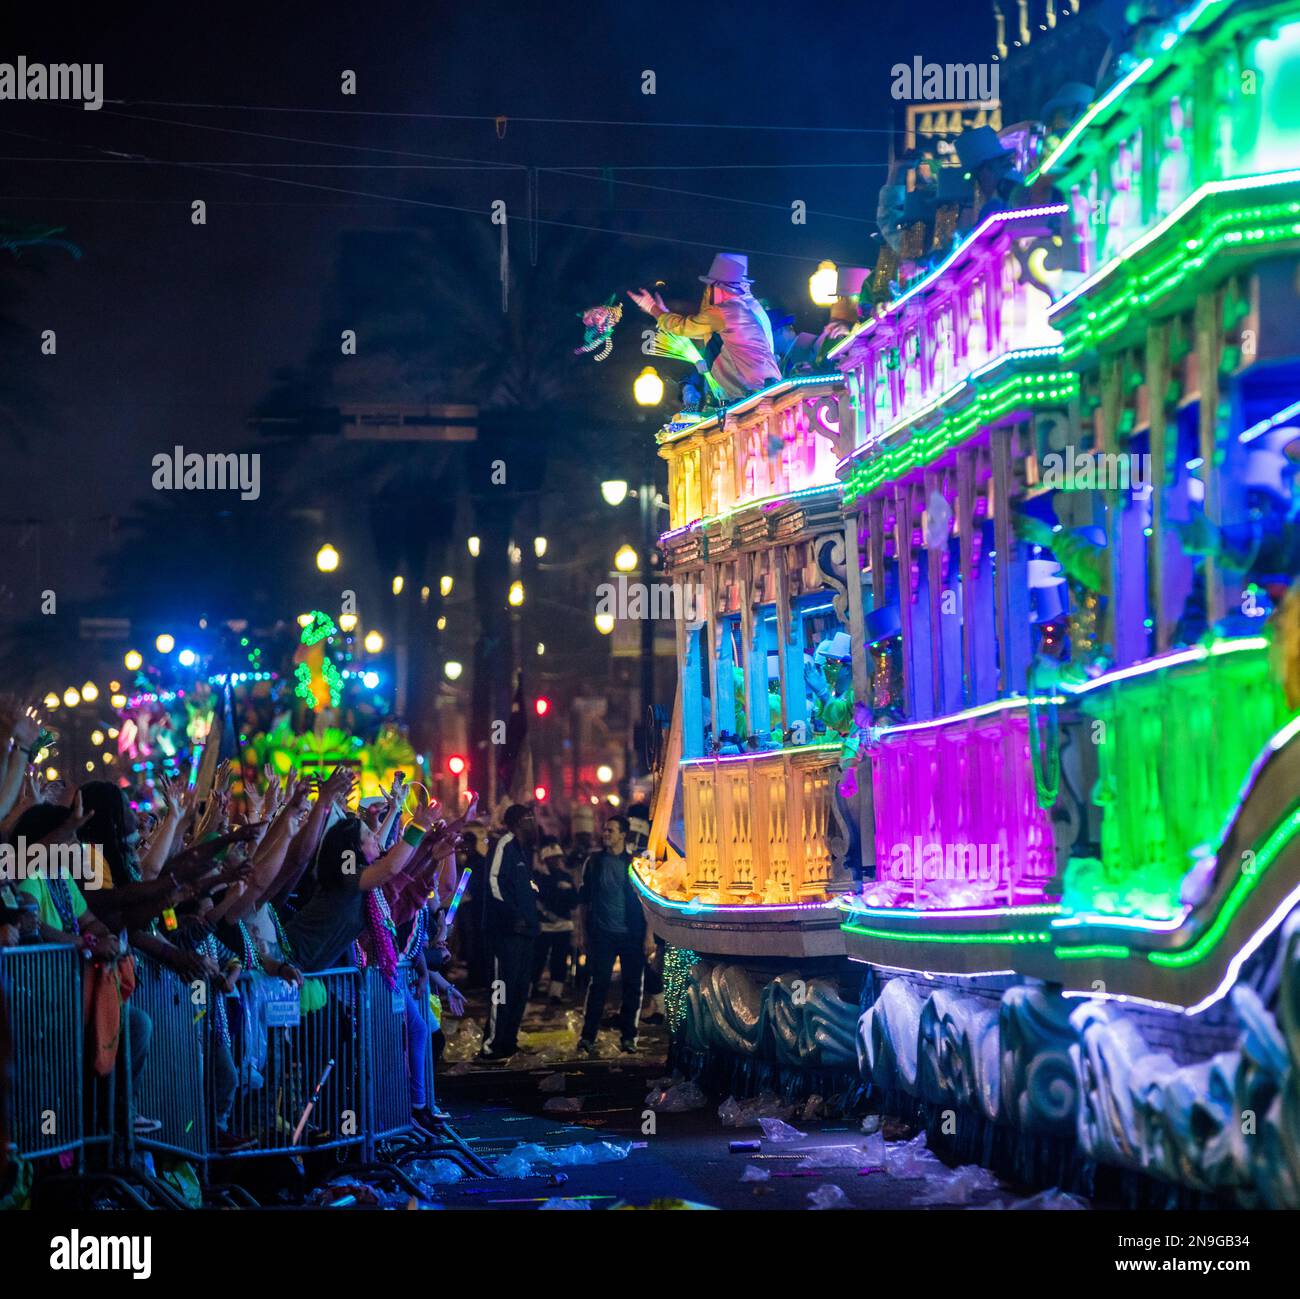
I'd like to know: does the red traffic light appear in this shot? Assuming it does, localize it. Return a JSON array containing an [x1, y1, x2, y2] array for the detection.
[[533, 784, 548, 802], [534, 697, 550, 717], [447, 754, 467, 776]]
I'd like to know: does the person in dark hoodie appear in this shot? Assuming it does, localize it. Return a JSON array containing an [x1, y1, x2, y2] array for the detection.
[[577, 814, 647, 1055], [479, 803, 540, 1061]]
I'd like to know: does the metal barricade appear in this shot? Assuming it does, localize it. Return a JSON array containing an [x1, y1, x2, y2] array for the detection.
[[0, 944, 84, 1163], [365, 962, 416, 1145], [218, 965, 366, 1161], [129, 953, 208, 1162]]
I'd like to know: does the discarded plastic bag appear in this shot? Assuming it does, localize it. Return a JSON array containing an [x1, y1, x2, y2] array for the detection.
[[796, 1132, 885, 1171], [912, 1162, 1002, 1205], [718, 1092, 793, 1128], [543, 1096, 584, 1113], [885, 1132, 944, 1177], [807, 1183, 851, 1209], [758, 1116, 806, 1143], [645, 1079, 707, 1112], [407, 1158, 464, 1186]]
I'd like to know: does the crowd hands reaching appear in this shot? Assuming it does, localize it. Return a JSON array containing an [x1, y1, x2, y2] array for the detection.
[[0, 693, 473, 1138]]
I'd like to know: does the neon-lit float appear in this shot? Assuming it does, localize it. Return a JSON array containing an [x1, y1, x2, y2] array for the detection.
[[635, 0, 1300, 1203]]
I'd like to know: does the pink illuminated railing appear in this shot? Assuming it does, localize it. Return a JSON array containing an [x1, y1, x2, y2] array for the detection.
[[868, 706, 1057, 908]]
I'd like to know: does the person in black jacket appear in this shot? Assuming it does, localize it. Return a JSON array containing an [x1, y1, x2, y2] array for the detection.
[[479, 804, 540, 1061], [577, 814, 647, 1054]]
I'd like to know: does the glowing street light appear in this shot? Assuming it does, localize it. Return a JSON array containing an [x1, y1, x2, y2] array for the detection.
[[391, 575, 404, 595], [81, 681, 99, 702], [600, 479, 629, 507], [91, 730, 105, 746], [436, 616, 447, 631], [63, 687, 80, 708], [296, 613, 313, 628], [110, 694, 126, 709], [439, 575, 453, 597], [596, 764, 614, 784], [467, 536, 481, 558], [43, 692, 59, 711], [363, 630, 385, 653], [533, 536, 547, 559], [316, 543, 340, 573], [177, 649, 196, 668], [809, 259, 838, 306], [124, 650, 143, 671], [444, 660, 464, 681], [633, 366, 664, 406], [594, 612, 615, 635], [614, 544, 638, 573], [155, 633, 175, 654], [508, 580, 525, 607], [339, 613, 358, 632]]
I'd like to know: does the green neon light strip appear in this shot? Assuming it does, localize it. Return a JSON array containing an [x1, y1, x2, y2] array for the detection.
[[843, 369, 1077, 503], [1058, 194, 1300, 358], [1149, 808, 1300, 969], [842, 922, 1051, 945], [1054, 944, 1132, 961]]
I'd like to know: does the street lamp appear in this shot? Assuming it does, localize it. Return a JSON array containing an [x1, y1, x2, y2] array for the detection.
[[124, 650, 143, 671], [809, 259, 838, 306], [467, 536, 481, 558], [444, 660, 463, 681], [364, 630, 385, 653], [601, 480, 629, 507], [533, 536, 547, 559], [339, 613, 358, 632], [63, 687, 80, 708], [155, 633, 175, 654], [594, 612, 615, 635], [43, 692, 59, 711], [81, 681, 99, 702], [439, 575, 453, 597], [391, 576, 404, 595], [614, 544, 638, 573], [316, 543, 340, 573], [633, 366, 664, 407], [507, 580, 525, 607]]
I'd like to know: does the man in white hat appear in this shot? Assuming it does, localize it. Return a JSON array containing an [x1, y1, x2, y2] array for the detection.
[[629, 252, 780, 401]]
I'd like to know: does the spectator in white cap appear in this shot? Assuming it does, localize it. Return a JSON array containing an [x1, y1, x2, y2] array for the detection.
[[628, 252, 780, 401]]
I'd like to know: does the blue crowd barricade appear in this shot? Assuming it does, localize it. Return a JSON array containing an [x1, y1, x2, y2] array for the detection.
[[129, 954, 208, 1162], [365, 962, 416, 1145], [0, 944, 85, 1164]]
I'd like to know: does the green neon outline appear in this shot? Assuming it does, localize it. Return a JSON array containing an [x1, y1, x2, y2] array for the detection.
[[1053, 944, 1132, 961], [843, 370, 1078, 504], [841, 922, 1051, 945], [1148, 807, 1300, 968]]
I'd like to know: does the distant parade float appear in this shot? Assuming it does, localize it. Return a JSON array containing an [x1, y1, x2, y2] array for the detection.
[[630, 0, 1300, 1206]]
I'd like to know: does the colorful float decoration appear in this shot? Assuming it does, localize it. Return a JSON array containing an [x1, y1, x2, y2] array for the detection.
[[633, 0, 1300, 1205]]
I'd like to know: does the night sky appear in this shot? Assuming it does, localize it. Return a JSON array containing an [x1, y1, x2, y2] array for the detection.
[[3, 0, 996, 609]]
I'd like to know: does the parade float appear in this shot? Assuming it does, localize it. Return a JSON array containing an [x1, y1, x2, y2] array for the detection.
[[635, 0, 1300, 1204]]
